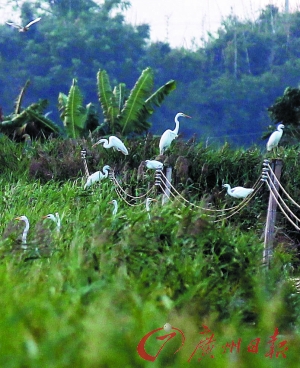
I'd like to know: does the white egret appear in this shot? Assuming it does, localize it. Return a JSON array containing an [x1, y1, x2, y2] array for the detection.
[[145, 160, 163, 170], [159, 112, 191, 155], [145, 198, 157, 219], [6, 17, 41, 32], [109, 200, 118, 216], [15, 215, 29, 248], [267, 124, 285, 152], [92, 136, 128, 155], [84, 165, 111, 189], [42, 212, 61, 233], [222, 184, 254, 199]]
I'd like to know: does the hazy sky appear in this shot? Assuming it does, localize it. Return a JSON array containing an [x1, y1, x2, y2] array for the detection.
[[124, 0, 294, 48], [0, 0, 296, 48]]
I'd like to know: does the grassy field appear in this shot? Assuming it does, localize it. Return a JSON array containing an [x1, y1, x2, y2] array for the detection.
[[0, 136, 299, 367]]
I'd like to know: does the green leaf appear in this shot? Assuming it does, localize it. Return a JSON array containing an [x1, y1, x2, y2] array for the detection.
[[119, 67, 154, 135], [63, 79, 87, 138], [145, 79, 176, 108], [97, 70, 119, 134], [26, 108, 62, 135], [58, 92, 68, 121]]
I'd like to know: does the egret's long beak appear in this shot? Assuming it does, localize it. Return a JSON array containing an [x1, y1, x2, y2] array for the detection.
[[15, 217, 21, 221], [184, 114, 192, 118], [92, 142, 99, 148], [42, 216, 47, 219]]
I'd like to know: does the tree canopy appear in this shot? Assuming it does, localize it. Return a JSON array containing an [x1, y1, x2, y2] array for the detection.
[[1, 1, 300, 146]]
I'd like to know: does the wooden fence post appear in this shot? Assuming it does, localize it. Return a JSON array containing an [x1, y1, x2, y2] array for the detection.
[[263, 159, 283, 267], [162, 166, 172, 205]]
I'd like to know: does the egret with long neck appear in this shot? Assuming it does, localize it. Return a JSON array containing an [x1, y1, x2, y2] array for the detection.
[[42, 212, 61, 233], [15, 215, 29, 249], [159, 112, 191, 155], [84, 165, 111, 189]]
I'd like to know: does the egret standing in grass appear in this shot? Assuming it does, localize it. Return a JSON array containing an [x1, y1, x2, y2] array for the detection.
[[84, 165, 111, 189], [6, 17, 41, 32], [15, 215, 29, 249], [92, 136, 128, 155], [42, 213, 61, 233], [109, 200, 118, 216], [159, 112, 191, 155], [222, 184, 254, 199], [267, 124, 285, 154], [145, 198, 157, 219]]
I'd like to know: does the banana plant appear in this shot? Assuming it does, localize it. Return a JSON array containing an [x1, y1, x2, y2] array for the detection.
[[97, 67, 176, 136], [0, 80, 62, 139], [59, 79, 99, 138]]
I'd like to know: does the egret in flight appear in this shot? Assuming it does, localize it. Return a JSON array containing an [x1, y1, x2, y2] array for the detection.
[[159, 112, 191, 155], [267, 124, 285, 153], [15, 215, 29, 248], [6, 17, 41, 32], [84, 165, 111, 189], [93, 136, 128, 155], [42, 213, 61, 233], [222, 184, 254, 199], [145, 160, 163, 170]]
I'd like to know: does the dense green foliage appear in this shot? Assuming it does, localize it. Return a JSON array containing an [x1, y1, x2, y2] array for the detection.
[[0, 135, 299, 365], [2, 2, 300, 146]]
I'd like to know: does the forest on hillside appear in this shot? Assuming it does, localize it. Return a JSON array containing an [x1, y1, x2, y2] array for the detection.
[[1, 0, 300, 146]]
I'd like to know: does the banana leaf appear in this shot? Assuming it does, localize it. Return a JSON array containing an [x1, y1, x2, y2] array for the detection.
[[97, 70, 119, 134], [26, 108, 62, 135], [58, 92, 68, 121], [113, 83, 127, 111], [14, 79, 30, 114], [119, 67, 154, 135], [63, 79, 87, 138], [85, 103, 99, 133]]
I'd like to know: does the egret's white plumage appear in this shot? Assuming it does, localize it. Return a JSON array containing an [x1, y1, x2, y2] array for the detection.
[[42, 212, 61, 233], [15, 215, 29, 248], [93, 136, 128, 155], [267, 124, 285, 151], [6, 17, 41, 32], [145, 198, 157, 219], [223, 184, 254, 199], [109, 200, 118, 216], [159, 112, 191, 155], [84, 165, 111, 189], [145, 160, 163, 170]]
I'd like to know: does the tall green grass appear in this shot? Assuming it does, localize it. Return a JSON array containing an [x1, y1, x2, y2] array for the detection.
[[0, 136, 299, 366]]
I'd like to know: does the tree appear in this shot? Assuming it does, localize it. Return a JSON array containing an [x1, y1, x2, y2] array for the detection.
[[267, 86, 300, 142]]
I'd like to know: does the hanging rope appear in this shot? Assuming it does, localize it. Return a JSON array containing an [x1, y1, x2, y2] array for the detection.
[[265, 180, 300, 231], [267, 163, 300, 210], [109, 170, 156, 200], [265, 171, 300, 225], [159, 169, 262, 214]]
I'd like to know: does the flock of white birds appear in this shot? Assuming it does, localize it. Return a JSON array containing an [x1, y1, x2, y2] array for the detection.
[[8, 17, 286, 245], [13, 112, 284, 248]]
